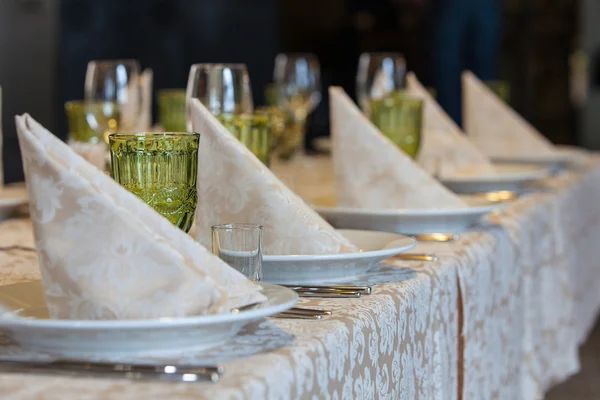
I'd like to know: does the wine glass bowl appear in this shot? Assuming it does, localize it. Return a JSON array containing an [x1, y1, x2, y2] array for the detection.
[[84, 59, 143, 142], [186, 63, 254, 130], [356, 52, 407, 115], [273, 53, 321, 121]]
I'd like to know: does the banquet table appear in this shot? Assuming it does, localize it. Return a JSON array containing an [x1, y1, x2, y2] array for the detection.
[[1, 155, 600, 399]]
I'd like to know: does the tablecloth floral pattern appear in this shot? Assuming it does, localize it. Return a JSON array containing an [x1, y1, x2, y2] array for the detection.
[[0, 158, 600, 399]]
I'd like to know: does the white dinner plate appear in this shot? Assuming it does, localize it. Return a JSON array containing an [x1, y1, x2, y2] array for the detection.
[[490, 153, 575, 171], [315, 197, 505, 236], [262, 229, 416, 285], [0, 281, 297, 358], [440, 163, 549, 193]]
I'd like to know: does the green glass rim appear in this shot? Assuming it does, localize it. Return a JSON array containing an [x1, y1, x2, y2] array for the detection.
[[374, 96, 424, 108], [64, 100, 85, 109], [108, 132, 200, 140], [191, 63, 247, 71], [157, 88, 186, 95]]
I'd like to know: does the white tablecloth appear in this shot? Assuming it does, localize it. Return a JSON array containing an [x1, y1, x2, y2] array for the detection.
[[0, 156, 600, 399]]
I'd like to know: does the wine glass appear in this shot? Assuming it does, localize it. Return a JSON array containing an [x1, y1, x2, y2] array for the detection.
[[356, 52, 407, 115], [186, 63, 254, 131], [272, 53, 321, 159], [84, 60, 143, 143]]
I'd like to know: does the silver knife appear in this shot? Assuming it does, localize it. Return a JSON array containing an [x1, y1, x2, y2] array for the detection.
[[0, 359, 224, 383], [284, 285, 371, 294]]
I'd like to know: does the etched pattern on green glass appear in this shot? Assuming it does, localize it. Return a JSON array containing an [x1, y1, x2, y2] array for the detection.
[[217, 114, 272, 166], [157, 89, 187, 132], [369, 92, 423, 158], [109, 133, 200, 232]]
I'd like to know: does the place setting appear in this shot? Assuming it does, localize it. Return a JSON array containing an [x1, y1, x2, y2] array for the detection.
[[462, 71, 579, 172], [189, 92, 417, 285], [0, 59, 434, 384], [314, 84, 509, 236], [405, 71, 551, 193]]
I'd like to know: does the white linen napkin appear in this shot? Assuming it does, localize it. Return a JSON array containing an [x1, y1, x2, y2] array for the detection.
[[190, 99, 357, 255], [15, 114, 264, 320], [406, 73, 496, 176], [462, 71, 556, 158], [330, 87, 467, 209], [122, 69, 153, 132]]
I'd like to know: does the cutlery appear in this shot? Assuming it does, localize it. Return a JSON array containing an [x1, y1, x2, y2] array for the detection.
[[477, 190, 519, 202], [230, 302, 263, 314], [272, 313, 322, 320], [412, 233, 458, 242], [271, 306, 332, 319], [284, 285, 371, 295], [388, 253, 439, 262], [296, 291, 361, 299], [285, 307, 332, 316], [0, 359, 223, 382]]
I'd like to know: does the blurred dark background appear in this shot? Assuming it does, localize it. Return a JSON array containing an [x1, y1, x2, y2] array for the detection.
[[0, 0, 591, 183]]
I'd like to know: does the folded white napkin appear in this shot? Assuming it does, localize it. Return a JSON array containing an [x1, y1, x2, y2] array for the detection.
[[330, 87, 467, 209], [66, 141, 106, 171], [406, 73, 496, 176], [190, 99, 357, 255], [122, 69, 153, 132], [15, 114, 264, 320], [462, 71, 556, 158]]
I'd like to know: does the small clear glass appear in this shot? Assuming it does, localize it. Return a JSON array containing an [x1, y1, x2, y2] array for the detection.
[[212, 224, 263, 281]]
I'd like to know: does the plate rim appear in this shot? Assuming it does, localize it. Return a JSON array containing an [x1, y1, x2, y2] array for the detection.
[[0, 282, 298, 330], [262, 229, 416, 262], [314, 202, 503, 217], [490, 153, 574, 165], [439, 165, 548, 184], [0, 197, 28, 208]]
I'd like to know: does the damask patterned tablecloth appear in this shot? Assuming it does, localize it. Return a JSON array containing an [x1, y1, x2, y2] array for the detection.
[[0, 157, 600, 399], [0, 218, 460, 399]]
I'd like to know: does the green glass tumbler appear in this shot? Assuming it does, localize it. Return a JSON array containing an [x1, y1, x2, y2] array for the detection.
[[157, 89, 187, 132], [109, 132, 200, 232], [369, 92, 423, 158], [65, 100, 103, 143], [217, 114, 272, 166]]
